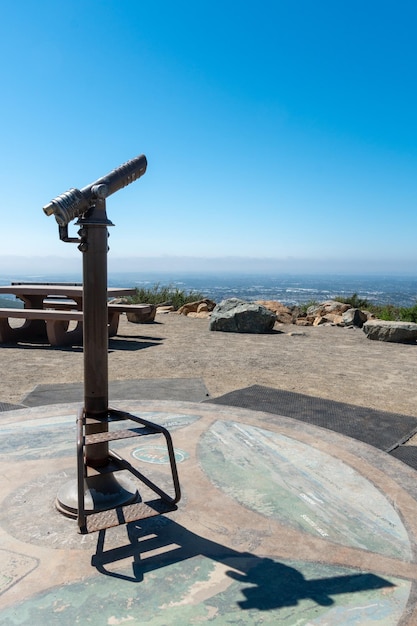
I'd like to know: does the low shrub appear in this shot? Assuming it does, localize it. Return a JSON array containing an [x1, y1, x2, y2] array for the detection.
[[371, 304, 401, 321], [399, 304, 417, 323], [333, 293, 417, 322], [299, 300, 319, 315], [333, 293, 370, 309], [127, 283, 205, 311]]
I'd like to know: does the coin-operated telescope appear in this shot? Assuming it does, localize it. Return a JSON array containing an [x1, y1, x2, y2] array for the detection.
[[43, 155, 180, 534], [43, 154, 147, 241]]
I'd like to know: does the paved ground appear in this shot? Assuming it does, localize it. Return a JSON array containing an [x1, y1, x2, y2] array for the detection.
[[1, 399, 417, 624], [1, 312, 417, 416], [2, 315, 417, 623]]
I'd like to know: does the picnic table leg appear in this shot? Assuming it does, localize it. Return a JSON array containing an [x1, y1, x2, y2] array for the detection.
[[19, 295, 48, 339], [46, 319, 83, 346], [0, 318, 15, 342], [0, 316, 46, 343], [108, 310, 120, 337]]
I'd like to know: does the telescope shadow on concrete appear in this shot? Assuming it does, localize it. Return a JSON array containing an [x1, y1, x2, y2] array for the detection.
[[91, 517, 394, 610]]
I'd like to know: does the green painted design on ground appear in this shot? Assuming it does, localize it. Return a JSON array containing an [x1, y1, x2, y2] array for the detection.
[[0, 413, 199, 461], [199, 421, 412, 560], [0, 550, 38, 595], [0, 556, 409, 625], [132, 445, 189, 464]]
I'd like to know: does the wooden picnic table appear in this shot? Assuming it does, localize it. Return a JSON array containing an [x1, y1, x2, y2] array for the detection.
[[0, 284, 135, 309], [0, 284, 137, 345]]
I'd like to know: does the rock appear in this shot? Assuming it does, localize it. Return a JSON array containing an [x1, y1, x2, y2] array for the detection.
[[301, 301, 371, 328], [307, 300, 350, 317], [363, 311, 377, 320], [275, 311, 294, 324], [256, 300, 290, 314], [342, 308, 368, 328], [255, 299, 281, 309], [313, 316, 329, 326], [126, 304, 156, 323], [295, 318, 313, 326], [209, 298, 277, 333], [363, 320, 417, 343], [256, 300, 304, 324], [187, 311, 211, 318], [178, 299, 216, 316], [324, 313, 344, 325], [156, 305, 175, 313], [312, 313, 343, 326]]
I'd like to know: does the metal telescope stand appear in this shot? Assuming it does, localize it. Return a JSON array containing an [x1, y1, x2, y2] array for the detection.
[[43, 155, 181, 534]]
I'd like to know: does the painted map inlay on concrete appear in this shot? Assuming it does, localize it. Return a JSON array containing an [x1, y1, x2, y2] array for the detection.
[[1, 400, 417, 625], [199, 420, 412, 560], [0, 556, 409, 626]]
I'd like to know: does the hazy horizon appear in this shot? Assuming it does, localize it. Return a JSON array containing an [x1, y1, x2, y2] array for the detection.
[[0, 254, 416, 278]]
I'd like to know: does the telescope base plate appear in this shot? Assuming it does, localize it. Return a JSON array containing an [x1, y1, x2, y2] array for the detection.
[[56, 472, 139, 519]]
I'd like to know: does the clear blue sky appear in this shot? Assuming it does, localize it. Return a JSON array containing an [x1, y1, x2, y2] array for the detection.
[[1, 1, 416, 275]]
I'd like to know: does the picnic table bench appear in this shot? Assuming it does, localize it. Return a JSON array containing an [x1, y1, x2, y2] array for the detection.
[[0, 284, 150, 346], [0, 307, 84, 345], [43, 300, 151, 338], [0, 304, 152, 345]]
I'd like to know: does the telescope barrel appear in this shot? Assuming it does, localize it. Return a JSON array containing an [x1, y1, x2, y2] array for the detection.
[[43, 154, 147, 226], [80, 154, 147, 199]]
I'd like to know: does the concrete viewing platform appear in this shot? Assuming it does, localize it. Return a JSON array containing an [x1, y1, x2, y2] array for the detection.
[[1, 398, 417, 624]]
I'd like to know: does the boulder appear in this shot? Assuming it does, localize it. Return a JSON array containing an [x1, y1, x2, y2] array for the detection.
[[313, 313, 344, 326], [275, 311, 294, 324], [295, 318, 313, 326], [313, 316, 328, 326], [307, 300, 350, 317], [255, 300, 303, 324], [363, 320, 417, 343], [126, 304, 156, 323], [209, 298, 277, 333], [185, 302, 213, 318], [187, 311, 211, 319], [324, 313, 344, 325], [302, 301, 371, 327], [156, 305, 175, 314], [342, 308, 368, 328], [177, 299, 216, 316]]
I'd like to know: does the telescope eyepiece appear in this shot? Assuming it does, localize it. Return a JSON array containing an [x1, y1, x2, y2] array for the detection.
[[43, 188, 88, 227], [43, 202, 56, 218]]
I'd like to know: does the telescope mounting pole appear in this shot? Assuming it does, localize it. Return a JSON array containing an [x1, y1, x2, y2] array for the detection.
[[81, 196, 110, 463], [56, 194, 138, 517]]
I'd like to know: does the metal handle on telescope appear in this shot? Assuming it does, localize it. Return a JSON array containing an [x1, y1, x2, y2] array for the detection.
[[43, 154, 147, 228]]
